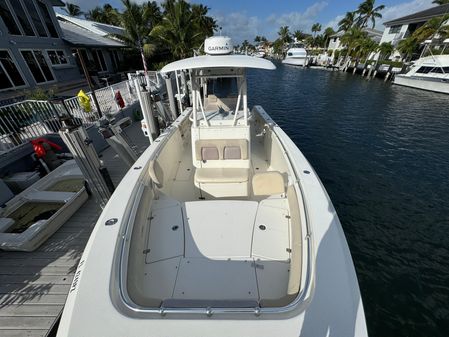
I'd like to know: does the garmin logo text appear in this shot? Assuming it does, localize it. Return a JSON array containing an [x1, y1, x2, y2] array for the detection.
[[207, 45, 230, 51]]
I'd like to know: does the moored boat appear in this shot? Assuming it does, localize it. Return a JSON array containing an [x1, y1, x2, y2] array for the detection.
[[394, 55, 449, 94], [283, 43, 308, 66], [57, 36, 367, 337]]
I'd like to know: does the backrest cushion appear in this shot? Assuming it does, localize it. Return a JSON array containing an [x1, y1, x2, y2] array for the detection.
[[224, 146, 241, 160], [201, 147, 219, 161]]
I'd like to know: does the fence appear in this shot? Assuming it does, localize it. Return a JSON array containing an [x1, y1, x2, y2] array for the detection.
[[0, 100, 66, 152], [127, 71, 160, 89], [63, 79, 139, 124], [0, 77, 145, 152]]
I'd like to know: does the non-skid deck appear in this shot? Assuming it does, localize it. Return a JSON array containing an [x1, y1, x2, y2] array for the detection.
[[140, 197, 292, 305], [0, 122, 149, 337]]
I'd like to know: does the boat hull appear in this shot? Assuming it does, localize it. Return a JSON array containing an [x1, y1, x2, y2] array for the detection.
[[394, 75, 449, 94], [282, 57, 308, 67], [57, 108, 367, 337]]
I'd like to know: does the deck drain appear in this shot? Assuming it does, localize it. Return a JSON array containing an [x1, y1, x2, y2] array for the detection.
[[303, 170, 310, 174], [259, 224, 266, 231], [105, 218, 118, 226], [133, 166, 142, 170], [172, 225, 179, 231]]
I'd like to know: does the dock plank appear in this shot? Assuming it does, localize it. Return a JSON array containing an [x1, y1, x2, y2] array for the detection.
[[0, 304, 63, 316], [0, 121, 148, 337]]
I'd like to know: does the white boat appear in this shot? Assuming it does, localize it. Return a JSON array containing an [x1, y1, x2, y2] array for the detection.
[[57, 36, 367, 337], [0, 160, 87, 252], [283, 43, 308, 66], [394, 55, 449, 94]]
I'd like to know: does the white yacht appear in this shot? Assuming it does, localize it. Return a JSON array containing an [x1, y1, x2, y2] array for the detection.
[[283, 43, 308, 66], [394, 54, 449, 94], [57, 36, 367, 337]]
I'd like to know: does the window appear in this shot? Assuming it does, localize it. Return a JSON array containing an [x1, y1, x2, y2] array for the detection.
[[287, 52, 293, 56], [47, 50, 68, 66], [0, 0, 20, 35], [0, 50, 26, 90], [9, 0, 34, 36], [21, 50, 54, 83], [389, 25, 401, 34], [92, 50, 107, 72], [36, 0, 58, 38], [109, 50, 120, 71], [23, 0, 47, 37]]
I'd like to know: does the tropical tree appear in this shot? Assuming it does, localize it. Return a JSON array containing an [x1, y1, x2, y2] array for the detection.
[[86, 4, 121, 26], [311, 23, 322, 38], [411, 14, 449, 43], [432, 0, 449, 4], [278, 26, 292, 45], [357, 0, 385, 28], [338, 11, 356, 32], [293, 30, 307, 42], [117, 0, 161, 72], [254, 35, 262, 43], [397, 36, 418, 61], [63, 2, 83, 17], [340, 26, 367, 60], [151, 0, 214, 60], [191, 3, 217, 40], [377, 42, 394, 60], [323, 27, 336, 47]]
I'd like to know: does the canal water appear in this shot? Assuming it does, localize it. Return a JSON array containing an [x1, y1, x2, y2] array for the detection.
[[247, 63, 449, 337]]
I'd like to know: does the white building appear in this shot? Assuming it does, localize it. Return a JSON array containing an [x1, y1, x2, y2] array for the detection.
[[327, 28, 382, 56], [379, 4, 449, 60]]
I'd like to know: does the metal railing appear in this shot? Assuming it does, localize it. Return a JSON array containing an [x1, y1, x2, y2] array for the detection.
[[0, 77, 145, 152], [0, 100, 66, 151], [63, 79, 139, 123], [127, 71, 160, 88]]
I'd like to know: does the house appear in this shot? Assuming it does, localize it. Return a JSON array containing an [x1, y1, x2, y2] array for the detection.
[[56, 14, 126, 85], [0, 0, 83, 100], [0, 1, 128, 103], [328, 28, 383, 55], [380, 4, 449, 59]]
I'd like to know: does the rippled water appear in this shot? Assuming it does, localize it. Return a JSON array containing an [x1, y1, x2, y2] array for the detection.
[[247, 63, 449, 337]]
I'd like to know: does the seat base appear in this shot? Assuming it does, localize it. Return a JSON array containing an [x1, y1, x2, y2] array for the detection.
[[194, 168, 249, 197]]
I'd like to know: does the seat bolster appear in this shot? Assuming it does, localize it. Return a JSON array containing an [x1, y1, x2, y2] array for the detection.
[[195, 168, 249, 184], [148, 159, 164, 188]]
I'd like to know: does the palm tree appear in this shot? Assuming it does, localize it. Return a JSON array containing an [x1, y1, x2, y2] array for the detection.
[[432, 0, 449, 4], [323, 27, 336, 48], [63, 2, 83, 17], [397, 36, 418, 61], [293, 30, 307, 42], [151, 0, 207, 59], [117, 0, 160, 72], [377, 42, 394, 60], [340, 26, 367, 61], [191, 3, 217, 40], [412, 14, 449, 43], [86, 4, 121, 26], [357, 0, 385, 28], [254, 35, 262, 43], [311, 23, 322, 38], [278, 26, 292, 45], [338, 11, 356, 32]]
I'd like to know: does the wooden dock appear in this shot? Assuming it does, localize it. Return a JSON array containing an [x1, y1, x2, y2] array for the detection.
[[0, 122, 149, 337]]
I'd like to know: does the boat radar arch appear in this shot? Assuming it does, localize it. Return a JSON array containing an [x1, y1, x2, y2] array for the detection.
[[204, 36, 233, 55]]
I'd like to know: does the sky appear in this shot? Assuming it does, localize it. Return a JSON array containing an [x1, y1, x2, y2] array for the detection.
[[61, 0, 436, 42]]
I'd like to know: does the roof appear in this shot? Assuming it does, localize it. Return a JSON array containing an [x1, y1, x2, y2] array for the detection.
[[59, 21, 125, 47], [330, 28, 382, 39], [384, 4, 449, 27], [50, 0, 65, 6], [161, 54, 276, 73], [56, 13, 125, 37]]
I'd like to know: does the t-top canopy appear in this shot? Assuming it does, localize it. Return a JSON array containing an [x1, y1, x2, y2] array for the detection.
[[160, 54, 276, 73]]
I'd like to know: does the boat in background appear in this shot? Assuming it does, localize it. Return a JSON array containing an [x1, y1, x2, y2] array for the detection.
[[283, 43, 308, 66], [57, 36, 367, 337], [394, 55, 449, 94]]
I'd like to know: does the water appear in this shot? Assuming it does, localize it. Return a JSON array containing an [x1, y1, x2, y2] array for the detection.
[[247, 63, 449, 337]]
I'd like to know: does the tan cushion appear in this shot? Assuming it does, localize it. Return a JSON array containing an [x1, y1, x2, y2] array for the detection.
[[195, 168, 249, 184], [224, 146, 241, 160], [252, 171, 285, 196], [195, 139, 248, 161], [201, 147, 219, 160], [148, 159, 164, 188]]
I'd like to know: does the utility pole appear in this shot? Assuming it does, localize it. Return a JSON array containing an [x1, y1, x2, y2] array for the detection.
[[76, 48, 103, 118]]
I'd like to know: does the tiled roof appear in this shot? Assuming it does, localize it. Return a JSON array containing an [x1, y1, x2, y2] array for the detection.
[[59, 21, 125, 47], [384, 4, 449, 26]]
